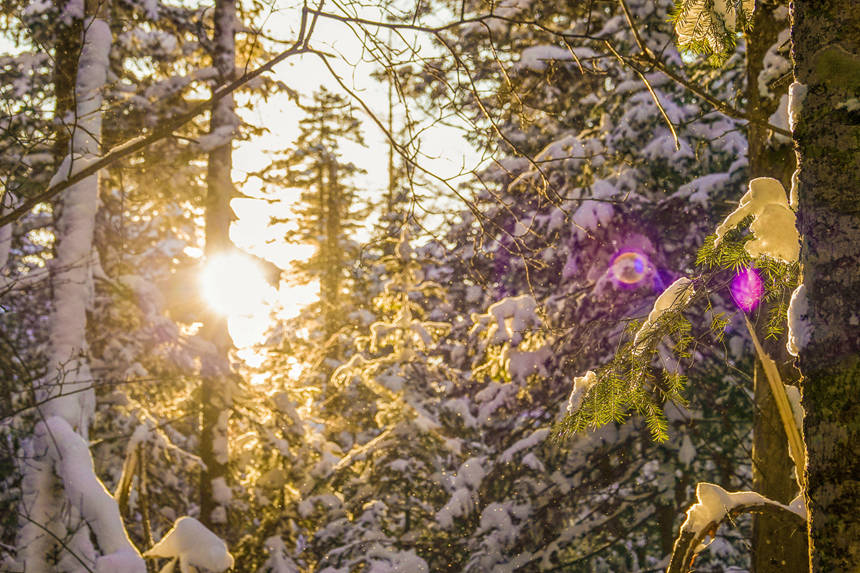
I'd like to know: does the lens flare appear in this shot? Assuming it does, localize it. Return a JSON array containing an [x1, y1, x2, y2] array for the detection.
[[730, 267, 764, 312], [609, 250, 650, 287]]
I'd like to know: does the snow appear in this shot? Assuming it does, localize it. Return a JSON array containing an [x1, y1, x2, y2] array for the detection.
[[95, 549, 147, 573], [437, 457, 488, 528], [714, 177, 799, 263], [437, 487, 473, 528], [22, 0, 51, 16], [642, 129, 694, 161], [197, 124, 238, 152], [521, 452, 545, 471], [790, 168, 799, 210], [571, 200, 613, 239], [784, 385, 805, 437], [60, 0, 83, 23], [633, 278, 694, 347], [211, 477, 232, 504], [507, 345, 551, 380], [144, 516, 234, 572], [678, 434, 696, 466], [566, 370, 597, 414], [471, 294, 540, 345], [501, 429, 549, 462], [681, 482, 806, 535], [675, 172, 731, 205], [477, 503, 514, 543], [259, 536, 301, 573], [788, 81, 807, 131], [786, 283, 811, 356], [27, 417, 147, 571], [40, 14, 113, 436], [48, 153, 100, 189], [17, 437, 59, 571], [140, 0, 159, 20], [534, 134, 585, 163], [444, 398, 478, 428], [457, 457, 486, 489], [758, 29, 791, 97]]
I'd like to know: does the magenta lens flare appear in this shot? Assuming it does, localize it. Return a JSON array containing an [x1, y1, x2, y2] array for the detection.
[[730, 267, 764, 312], [609, 250, 650, 287]]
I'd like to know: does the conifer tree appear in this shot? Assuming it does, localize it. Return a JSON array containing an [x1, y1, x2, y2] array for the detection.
[[278, 87, 367, 337]]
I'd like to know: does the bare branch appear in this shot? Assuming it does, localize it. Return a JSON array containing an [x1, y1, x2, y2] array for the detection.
[[0, 5, 316, 228]]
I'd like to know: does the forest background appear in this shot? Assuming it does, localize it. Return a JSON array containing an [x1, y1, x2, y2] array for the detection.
[[0, 0, 857, 571]]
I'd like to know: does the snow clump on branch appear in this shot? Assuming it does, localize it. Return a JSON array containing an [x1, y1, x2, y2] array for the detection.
[[143, 516, 234, 572], [680, 482, 806, 535], [566, 370, 598, 414], [633, 278, 694, 348], [714, 177, 799, 263]]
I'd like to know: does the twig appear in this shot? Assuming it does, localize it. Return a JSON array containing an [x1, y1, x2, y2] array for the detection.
[[0, 5, 316, 228], [604, 40, 680, 150]]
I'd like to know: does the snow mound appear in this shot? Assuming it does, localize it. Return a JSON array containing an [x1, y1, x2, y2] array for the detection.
[[144, 517, 234, 572]]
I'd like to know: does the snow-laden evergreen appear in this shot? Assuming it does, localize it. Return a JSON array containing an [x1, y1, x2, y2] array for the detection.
[[1, 0, 831, 570]]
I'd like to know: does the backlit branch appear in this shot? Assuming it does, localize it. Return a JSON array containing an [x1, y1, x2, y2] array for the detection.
[[0, 4, 317, 228]]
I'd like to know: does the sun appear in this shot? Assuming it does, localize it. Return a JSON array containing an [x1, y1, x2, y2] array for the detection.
[[199, 251, 320, 349], [201, 252, 274, 317], [199, 252, 277, 346]]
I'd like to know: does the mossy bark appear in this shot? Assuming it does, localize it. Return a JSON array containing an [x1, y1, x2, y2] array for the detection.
[[792, 1, 860, 570]]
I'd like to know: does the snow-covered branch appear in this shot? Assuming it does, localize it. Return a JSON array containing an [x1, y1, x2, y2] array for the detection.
[[667, 482, 806, 573]]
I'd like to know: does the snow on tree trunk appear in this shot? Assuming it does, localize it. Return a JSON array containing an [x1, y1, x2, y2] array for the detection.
[[16, 3, 143, 569], [744, 3, 808, 570], [200, 0, 238, 533], [41, 3, 112, 435], [791, 1, 860, 570]]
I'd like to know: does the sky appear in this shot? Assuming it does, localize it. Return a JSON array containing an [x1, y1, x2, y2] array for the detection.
[[222, 0, 483, 350]]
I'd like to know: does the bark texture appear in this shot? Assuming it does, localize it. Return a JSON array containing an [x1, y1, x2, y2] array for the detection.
[[200, 0, 238, 535], [745, 3, 808, 570], [792, 1, 860, 570]]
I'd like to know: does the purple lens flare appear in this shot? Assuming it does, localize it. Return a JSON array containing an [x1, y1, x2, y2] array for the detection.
[[609, 249, 651, 288], [730, 267, 764, 312]]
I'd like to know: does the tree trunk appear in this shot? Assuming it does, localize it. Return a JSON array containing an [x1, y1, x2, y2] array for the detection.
[[51, 0, 83, 172], [200, 0, 238, 535], [745, 3, 808, 570], [17, 0, 119, 566], [791, 1, 860, 570], [324, 160, 342, 335]]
